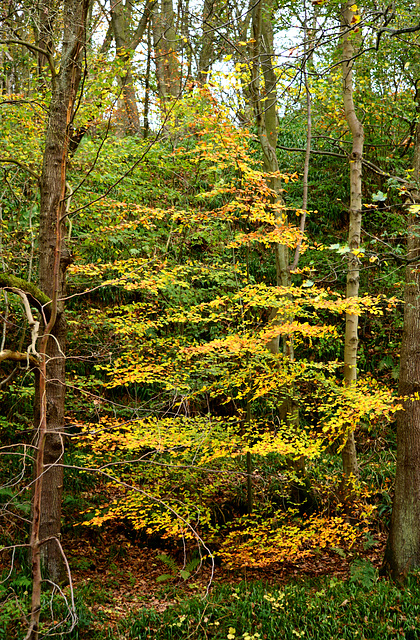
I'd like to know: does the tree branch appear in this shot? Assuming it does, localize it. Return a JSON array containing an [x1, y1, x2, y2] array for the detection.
[[0, 40, 56, 79], [0, 157, 40, 182], [0, 275, 50, 311], [130, 0, 158, 50], [0, 349, 38, 365]]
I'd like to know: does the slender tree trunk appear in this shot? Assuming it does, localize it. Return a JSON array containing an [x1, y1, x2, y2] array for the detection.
[[152, 9, 168, 105], [161, 0, 179, 97], [109, 0, 155, 134], [341, 2, 364, 483], [197, 0, 216, 84], [35, 0, 55, 78], [144, 23, 151, 138], [28, 6, 90, 632], [250, 0, 307, 502], [291, 7, 313, 272]]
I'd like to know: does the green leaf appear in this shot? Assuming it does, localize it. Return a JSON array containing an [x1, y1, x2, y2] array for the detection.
[[156, 553, 177, 571], [372, 190, 387, 202]]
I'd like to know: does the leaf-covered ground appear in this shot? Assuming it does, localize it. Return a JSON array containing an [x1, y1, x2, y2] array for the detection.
[[65, 525, 388, 631]]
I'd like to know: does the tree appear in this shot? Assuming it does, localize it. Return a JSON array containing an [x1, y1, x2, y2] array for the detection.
[[108, 0, 156, 133], [382, 56, 420, 583], [340, 2, 364, 485], [1, 0, 91, 635]]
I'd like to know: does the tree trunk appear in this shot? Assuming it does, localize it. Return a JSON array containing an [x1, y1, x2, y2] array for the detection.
[[110, 1, 141, 134], [382, 113, 420, 581], [30, 0, 90, 603], [341, 2, 364, 483], [108, 0, 155, 134], [35, 0, 55, 79], [250, 0, 305, 500], [152, 0, 180, 105], [143, 23, 152, 138], [197, 0, 216, 84]]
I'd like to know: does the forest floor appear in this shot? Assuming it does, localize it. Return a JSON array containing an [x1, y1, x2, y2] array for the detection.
[[65, 526, 388, 630]]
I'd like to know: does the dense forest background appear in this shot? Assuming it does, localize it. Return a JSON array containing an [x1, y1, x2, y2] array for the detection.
[[2, 0, 420, 638]]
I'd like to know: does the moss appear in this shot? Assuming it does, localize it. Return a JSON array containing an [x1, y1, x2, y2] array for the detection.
[[0, 274, 51, 309]]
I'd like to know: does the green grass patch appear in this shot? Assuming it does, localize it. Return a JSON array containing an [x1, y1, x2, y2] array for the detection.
[[119, 573, 420, 640]]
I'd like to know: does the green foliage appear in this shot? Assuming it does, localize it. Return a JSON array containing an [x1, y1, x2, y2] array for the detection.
[[156, 553, 201, 583], [349, 558, 377, 589]]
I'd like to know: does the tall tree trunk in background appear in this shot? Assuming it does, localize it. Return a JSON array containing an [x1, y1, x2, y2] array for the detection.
[[341, 2, 364, 484], [250, 0, 293, 374], [30, 0, 90, 605], [197, 0, 216, 84], [152, 0, 180, 104], [382, 85, 420, 581], [144, 22, 152, 137], [111, 1, 141, 133], [109, 0, 155, 134], [250, 0, 305, 494], [251, 0, 289, 302], [34, 0, 56, 78]]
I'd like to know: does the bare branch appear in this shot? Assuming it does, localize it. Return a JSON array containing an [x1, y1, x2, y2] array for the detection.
[[0, 157, 40, 182], [0, 39, 56, 79], [0, 349, 38, 365]]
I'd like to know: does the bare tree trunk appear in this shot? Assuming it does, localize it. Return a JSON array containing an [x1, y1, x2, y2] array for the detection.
[[110, 1, 141, 134], [291, 6, 313, 272], [144, 22, 152, 138], [197, 0, 216, 84], [109, 0, 155, 134], [152, 0, 180, 105], [34, 0, 56, 78], [26, 3, 90, 636], [249, 0, 308, 503], [382, 99, 420, 581], [341, 2, 364, 484]]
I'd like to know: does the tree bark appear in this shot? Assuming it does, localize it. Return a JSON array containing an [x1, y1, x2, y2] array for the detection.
[[341, 2, 364, 483], [29, 0, 90, 604], [108, 0, 155, 134], [152, 0, 180, 105], [34, 0, 56, 79], [250, 0, 291, 354], [249, 0, 307, 500], [110, 1, 141, 134], [197, 0, 216, 84], [382, 105, 420, 581]]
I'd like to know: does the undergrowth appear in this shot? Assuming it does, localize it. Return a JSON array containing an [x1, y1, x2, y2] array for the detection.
[[119, 574, 420, 640]]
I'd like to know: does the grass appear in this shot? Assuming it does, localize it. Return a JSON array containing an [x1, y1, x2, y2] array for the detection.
[[118, 573, 420, 640], [6, 538, 420, 639]]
